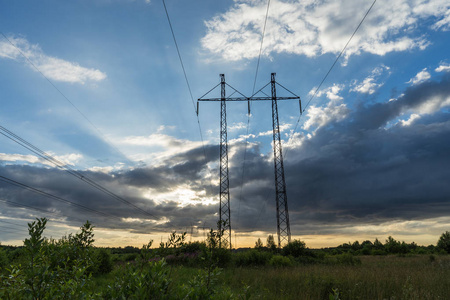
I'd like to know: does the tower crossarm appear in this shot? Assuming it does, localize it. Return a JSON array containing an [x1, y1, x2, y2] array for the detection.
[[198, 96, 299, 102]]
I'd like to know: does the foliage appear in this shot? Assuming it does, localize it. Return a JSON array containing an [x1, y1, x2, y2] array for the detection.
[[92, 248, 113, 275], [268, 255, 292, 267], [266, 235, 276, 251], [234, 250, 272, 267], [103, 259, 171, 299], [0, 218, 96, 299], [282, 239, 307, 257], [0, 246, 8, 270], [437, 231, 450, 253], [334, 253, 361, 265], [254, 238, 263, 249]]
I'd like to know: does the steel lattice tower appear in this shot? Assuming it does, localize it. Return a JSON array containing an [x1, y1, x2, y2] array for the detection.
[[198, 73, 299, 249], [270, 73, 291, 247], [219, 74, 232, 249]]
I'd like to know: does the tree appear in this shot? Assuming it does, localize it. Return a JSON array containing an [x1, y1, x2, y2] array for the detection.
[[254, 238, 263, 249], [437, 231, 450, 253], [282, 240, 306, 257], [266, 235, 276, 251]]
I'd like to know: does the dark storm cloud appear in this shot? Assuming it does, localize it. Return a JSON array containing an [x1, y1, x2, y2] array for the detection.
[[226, 75, 450, 233], [2, 76, 449, 238], [0, 145, 221, 234], [116, 144, 219, 193]]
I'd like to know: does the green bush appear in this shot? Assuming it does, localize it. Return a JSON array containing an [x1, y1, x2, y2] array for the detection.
[[93, 248, 113, 275], [437, 231, 450, 253], [0, 247, 8, 270], [268, 255, 292, 267], [234, 249, 272, 267], [283, 240, 307, 257], [334, 253, 361, 265]]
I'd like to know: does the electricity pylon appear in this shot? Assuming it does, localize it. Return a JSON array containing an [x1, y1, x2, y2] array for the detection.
[[198, 73, 301, 248]]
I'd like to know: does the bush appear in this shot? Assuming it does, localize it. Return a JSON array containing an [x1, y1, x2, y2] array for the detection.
[[0, 247, 8, 270], [269, 255, 292, 267], [283, 240, 307, 257], [94, 248, 113, 274], [371, 249, 387, 256], [211, 247, 232, 267], [334, 253, 361, 265], [437, 231, 450, 253], [234, 249, 272, 267]]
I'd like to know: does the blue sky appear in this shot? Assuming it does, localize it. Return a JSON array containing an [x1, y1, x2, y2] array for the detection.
[[1, 0, 450, 248]]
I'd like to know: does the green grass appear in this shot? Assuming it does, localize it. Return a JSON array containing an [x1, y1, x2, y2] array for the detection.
[[163, 255, 450, 300]]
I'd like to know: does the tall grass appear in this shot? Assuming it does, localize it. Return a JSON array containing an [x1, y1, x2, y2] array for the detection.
[[218, 255, 450, 299]]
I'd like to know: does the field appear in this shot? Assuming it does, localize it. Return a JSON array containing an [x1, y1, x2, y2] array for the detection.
[[208, 255, 450, 299], [1, 219, 450, 299]]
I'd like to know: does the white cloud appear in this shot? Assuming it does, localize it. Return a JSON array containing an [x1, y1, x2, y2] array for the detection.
[[303, 99, 349, 130], [400, 113, 421, 126], [0, 35, 106, 84], [351, 65, 390, 94], [201, 0, 449, 62], [311, 84, 344, 101], [407, 68, 431, 85], [435, 62, 450, 72], [121, 133, 203, 165], [0, 152, 82, 167], [229, 122, 247, 132]]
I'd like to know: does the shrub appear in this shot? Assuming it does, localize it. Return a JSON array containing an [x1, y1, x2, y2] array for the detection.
[[234, 249, 272, 267], [94, 248, 113, 274], [437, 231, 450, 253], [212, 247, 232, 267], [0, 247, 8, 270], [283, 240, 306, 257], [335, 253, 361, 265], [104, 259, 171, 299], [269, 255, 292, 267]]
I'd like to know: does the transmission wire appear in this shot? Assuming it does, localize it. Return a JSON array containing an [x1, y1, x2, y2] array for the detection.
[[250, 0, 377, 236], [236, 0, 271, 248], [0, 175, 122, 220], [162, 0, 215, 234], [0, 32, 135, 167], [0, 125, 157, 219], [284, 0, 377, 158]]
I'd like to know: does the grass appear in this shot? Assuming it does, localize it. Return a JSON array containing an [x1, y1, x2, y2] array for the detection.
[[171, 255, 450, 300], [90, 254, 450, 299]]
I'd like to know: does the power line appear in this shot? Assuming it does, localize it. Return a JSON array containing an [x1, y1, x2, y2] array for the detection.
[[0, 125, 157, 219], [161, 0, 215, 211], [0, 218, 27, 229], [236, 0, 271, 248], [251, 0, 377, 236], [252, 0, 271, 96], [0, 198, 106, 230], [0, 175, 122, 220], [0, 32, 135, 167], [285, 0, 377, 158]]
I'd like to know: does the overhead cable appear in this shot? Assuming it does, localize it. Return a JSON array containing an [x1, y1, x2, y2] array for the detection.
[[0, 32, 135, 167], [0, 125, 157, 219]]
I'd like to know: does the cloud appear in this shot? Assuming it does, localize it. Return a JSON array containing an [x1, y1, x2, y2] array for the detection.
[[399, 113, 421, 126], [303, 101, 349, 131], [0, 35, 106, 84], [201, 0, 449, 62], [1, 76, 450, 243], [407, 68, 431, 85], [351, 65, 390, 94], [435, 62, 450, 72], [121, 132, 204, 165], [0, 152, 82, 167]]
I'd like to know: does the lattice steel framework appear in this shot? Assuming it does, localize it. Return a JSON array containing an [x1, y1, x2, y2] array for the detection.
[[198, 73, 300, 249], [270, 73, 291, 247], [219, 74, 232, 249]]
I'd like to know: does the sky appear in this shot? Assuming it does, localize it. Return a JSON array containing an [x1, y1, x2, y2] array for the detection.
[[0, 0, 450, 248]]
